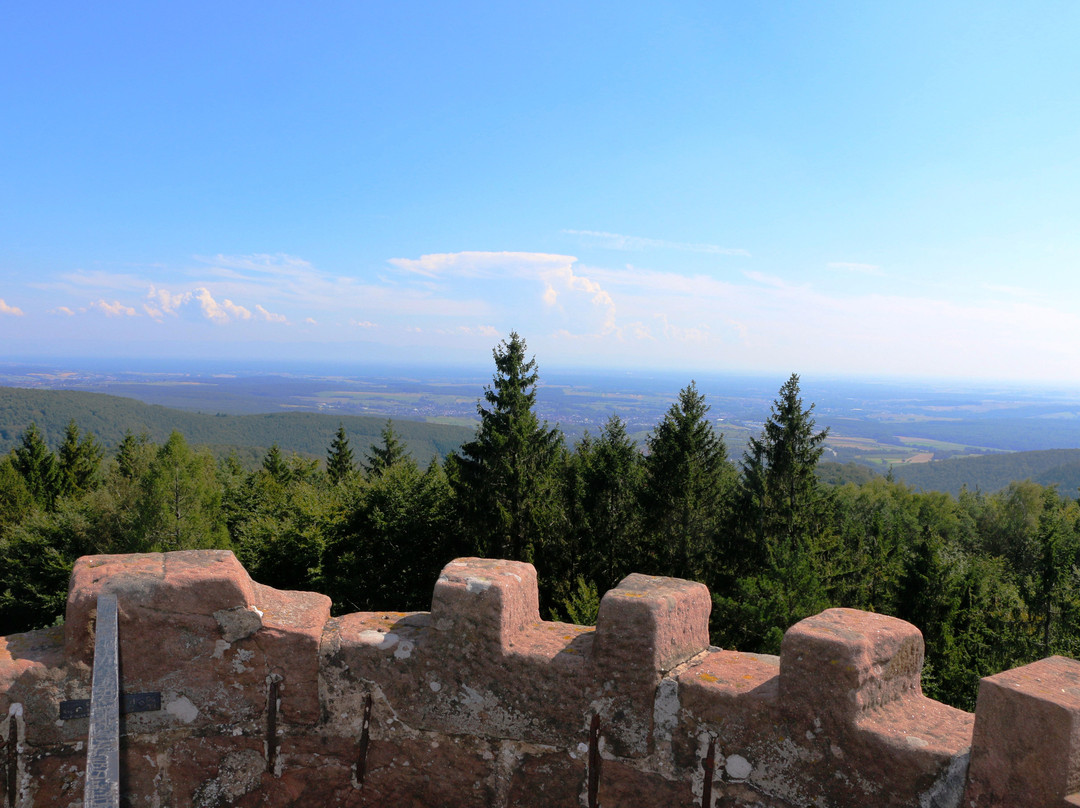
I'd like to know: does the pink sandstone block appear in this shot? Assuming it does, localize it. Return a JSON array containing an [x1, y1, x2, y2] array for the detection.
[[63, 551, 330, 732], [592, 573, 711, 758], [429, 557, 540, 653], [677, 650, 780, 723], [594, 572, 711, 677], [779, 607, 923, 730], [251, 582, 331, 725], [965, 655, 1080, 808], [65, 550, 256, 665]]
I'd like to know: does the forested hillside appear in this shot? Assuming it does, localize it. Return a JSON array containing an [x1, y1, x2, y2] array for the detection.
[[889, 448, 1080, 496], [0, 386, 472, 466], [2, 334, 1079, 714]]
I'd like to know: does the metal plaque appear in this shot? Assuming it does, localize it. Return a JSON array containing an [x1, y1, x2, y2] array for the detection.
[[60, 692, 162, 721]]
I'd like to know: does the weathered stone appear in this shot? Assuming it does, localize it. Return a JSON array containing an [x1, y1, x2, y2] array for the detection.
[[0, 552, 1072, 806], [594, 572, 711, 677], [214, 606, 263, 642], [965, 655, 1080, 807], [779, 607, 924, 730], [429, 557, 540, 653], [65, 551, 256, 667]]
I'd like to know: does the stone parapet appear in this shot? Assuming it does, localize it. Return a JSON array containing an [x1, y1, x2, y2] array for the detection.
[[0, 551, 1075, 806]]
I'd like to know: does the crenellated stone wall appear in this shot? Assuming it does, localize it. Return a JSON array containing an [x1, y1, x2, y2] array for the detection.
[[0, 550, 1078, 807]]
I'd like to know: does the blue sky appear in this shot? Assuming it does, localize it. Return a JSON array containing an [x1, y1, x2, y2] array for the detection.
[[2, 2, 1079, 382]]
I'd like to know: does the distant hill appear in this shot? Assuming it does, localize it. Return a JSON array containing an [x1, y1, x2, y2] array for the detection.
[[817, 461, 882, 486], [0, 386, 475, 467], [888, 449, 1080, 496]]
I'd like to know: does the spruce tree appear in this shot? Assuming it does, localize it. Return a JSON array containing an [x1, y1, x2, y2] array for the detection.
[[115, 431, 153, 480], [448, 332, 565, 565], [364, 420, 409, 477], [741, 373, 830, 563], [261, 444, 291, 483], [56, 420, 103, 498], [12, 422, 59, 509], [569, 415, 644, 590], [721, 373, 833, 650], [640, 382, 735, 580], [326, 424, 356, 484]]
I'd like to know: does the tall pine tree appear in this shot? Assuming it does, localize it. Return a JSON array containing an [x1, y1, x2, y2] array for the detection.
[[448, 332, 565, 566], [740, 373, 830, 562], [364, 420, 409, 477], [719, 374, 832, 652], [640, 382, 735, 581], [12, 423, 59, 510], [56, 420, 104, 498], [326, 424, 356, 485]]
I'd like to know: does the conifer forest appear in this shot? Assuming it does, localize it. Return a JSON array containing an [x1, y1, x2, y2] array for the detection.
[[3, 333, 1079, 712]]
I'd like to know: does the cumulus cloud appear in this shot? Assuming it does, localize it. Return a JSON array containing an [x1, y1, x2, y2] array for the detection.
[[350, 319, 378, 328], [194, 287, 250, 324], [51, 306, 75, 316], [143, 286, 192, 321], [389, 251, 618, 338], [539, 262, 618, 335], [0, 298, 24, 316], [90, 299, 138, 317], [564, 229, 750, 256], [255, 304, 289, 324]]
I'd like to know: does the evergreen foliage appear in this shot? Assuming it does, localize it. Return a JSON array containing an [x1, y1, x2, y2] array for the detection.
[[2, 342, 1080, 712], [641, 382, 735, 581], [719, 374, 834, 649], [363, 420, 409, 477], [12, 423, 59, 509], [326, 424, 355, 485], [566, 415, 643, 590], [449, 332, 565, 565], [56, 420, 104, 499]]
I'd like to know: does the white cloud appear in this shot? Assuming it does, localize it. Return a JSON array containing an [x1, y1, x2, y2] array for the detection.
[[90, 299, 138, 317], [540, 261, 618, 335], [389, 251, 618, 338], [198, 253, 487, 318], [143, 286, 192, 321], [304, 317, 318, 325], [0, 298, 24, 316], [194, 287, 250, 324], [51, 306, 75, 316], [564, 229, 750, 256], [388, 251, 575, 279], [255, 304, 289, 324], [350, 319, 378, 328]]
